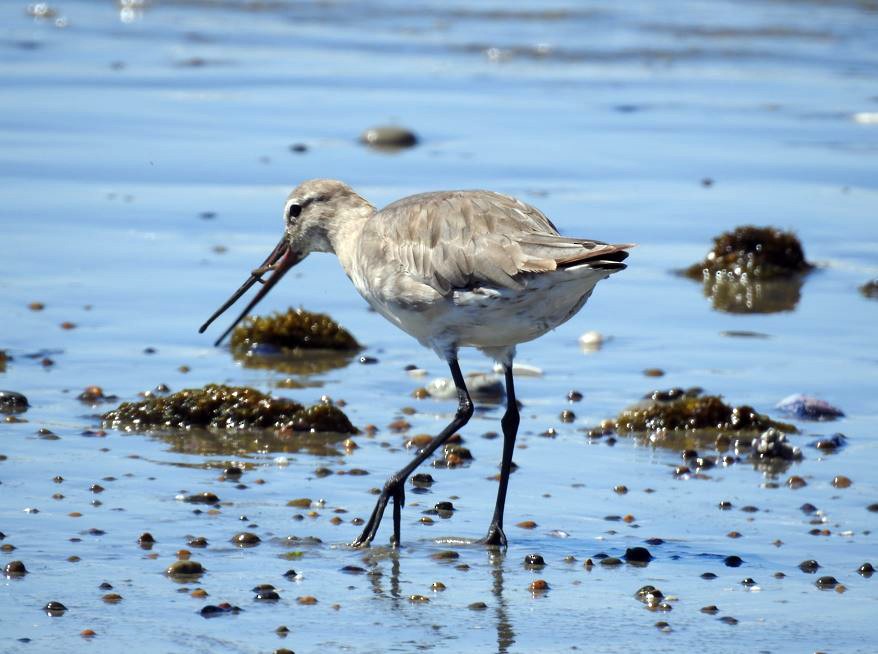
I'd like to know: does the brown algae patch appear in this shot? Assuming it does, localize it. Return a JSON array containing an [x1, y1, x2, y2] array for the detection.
[[101, 384, 355, 434], [682, 226, 813, 313], [230, 308, 359, 351], [596, 388, 795, 450]]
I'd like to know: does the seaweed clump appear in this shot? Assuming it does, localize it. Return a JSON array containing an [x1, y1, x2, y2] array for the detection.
[[684, 226, 812, 280], [230, 308, 359, 351], [102, 384, 356, 434], [0, 350, 7, 373], [683, 226, 813, 313], [595, 388, 795, 450]]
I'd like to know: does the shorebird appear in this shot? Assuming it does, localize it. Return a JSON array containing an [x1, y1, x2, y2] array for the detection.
[[200, 179, 632, 548]]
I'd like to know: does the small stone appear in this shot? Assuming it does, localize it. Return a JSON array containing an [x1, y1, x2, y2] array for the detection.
[[567, 390, 583, 402], [624, 547, 653, 563], [599, 557, 623, 567], [524, 554, 545, 567], [101, 593, 123, 603], [296, 596, 317, 605], [701, 572, 717, 580], [4, 560, 27, 576], [431, 581, 446, 591], [776, 394, 844, 420], [0, 391, 29, 414], [799, 560, 820, 573], [43, 601, 67, 616], [231, 532, 261, 547], [723, 555, 743, 568], [138, 532, 155, 545], [786, 476, 807, 489], [468, 601, 488, 610], [701, 605, 719, 614], [529, 579, 549, 592], [408, 594, 429, 603], [613, 485, 628, 495], [815, 576, 839, 589], [360, 126, 418, 151], [832, 475, 852, 489], [858, 562, 875, 577], [719, 616, 738, 625], [287, 498, 312, 508], [255, 590, 280, 601], [516, 520, 537, 529], [431, 551, 459, 561], [182, 492, 220, 504], [165, 560, 204, 578], [559, 410, 575, 423]]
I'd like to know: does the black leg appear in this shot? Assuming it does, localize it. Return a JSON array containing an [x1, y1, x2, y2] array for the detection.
[[352, 359, 473, 547], [482, 364, 519, 548]]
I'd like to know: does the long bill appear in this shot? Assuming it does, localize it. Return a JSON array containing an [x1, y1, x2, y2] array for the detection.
[[198, 236, 302, 346]]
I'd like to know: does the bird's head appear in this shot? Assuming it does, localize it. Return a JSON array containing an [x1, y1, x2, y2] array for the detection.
[[198, 178, 370, 345]]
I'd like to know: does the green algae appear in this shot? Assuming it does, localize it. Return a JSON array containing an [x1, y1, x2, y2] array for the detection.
[[230, 308, 359, 351], [596, 388, 795, 450], [684, 225, 812, 280], [102, 384, 356, 435]]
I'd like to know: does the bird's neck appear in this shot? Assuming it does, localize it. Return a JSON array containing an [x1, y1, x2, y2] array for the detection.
[[327, 202, 374, 275]]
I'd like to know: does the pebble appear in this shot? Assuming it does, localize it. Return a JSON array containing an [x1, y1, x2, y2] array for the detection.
[[43, 601, 67, 616], [360, 125, 418, 150], [776, 394, 844, 420], [719, 616, 738, 625], [4, 560, 27, 576], [529, 579, 549, 592], [431, 581, 446, 591], [815, 576, 839, 589], [102, 593, 122, 603], [180, 492, 220, 504], [516, 520, 537, 529], [799, 560, 820, 573], [255, 590, 280, 601], [0, 390, 29, 413], [408, 594, 429, 603], [231, 532, 261, 547], [431, 551, 459, 561], [723, 555, 743, 568], [200, 603, 242, 617], [701, 605, 719, 614], [468, 601, 488, 610], [578, 330, 604, 351], [296, 596, 318, 605], [624, 547, 653, 564], [810, 433, 847, 452], [832, 475, 852, 489], [858, 562, 874, 577], [165, 559, 204, 578], [701, 572, 717, 580], [524, 554, 545, 567], [786, 476, 807, 489]]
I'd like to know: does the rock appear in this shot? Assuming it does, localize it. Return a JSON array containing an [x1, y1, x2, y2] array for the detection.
[[810, 433, 847, 451], [426, 373, 504, 403], [4, 560, 27, 577], [360, 126, 418, 151], [0, 391, 29, 414], [625, 547, 653, 564], [815, 576, 839, 589], [776, 394, 844, 421], [578, 330, 604, 351], [751, 427, 802, 461], [723, 555, 743, 568], [860, 279, 878, 299], [165, 559, 204, 578]]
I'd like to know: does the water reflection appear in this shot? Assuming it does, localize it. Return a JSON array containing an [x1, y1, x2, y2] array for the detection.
[[693, 275, 806, 313], [141, 427, 351, 456], [365, 548, 516, 653], [233, 348, 359, 376]]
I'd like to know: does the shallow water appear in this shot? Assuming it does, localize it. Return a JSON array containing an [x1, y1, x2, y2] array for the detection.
[[2, 1, 877, 652]]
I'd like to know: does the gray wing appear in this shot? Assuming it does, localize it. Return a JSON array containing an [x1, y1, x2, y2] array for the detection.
[[369, 190, 630, 295]]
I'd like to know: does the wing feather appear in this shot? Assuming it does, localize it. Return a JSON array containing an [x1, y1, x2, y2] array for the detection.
[[370, 191, 632, 296]]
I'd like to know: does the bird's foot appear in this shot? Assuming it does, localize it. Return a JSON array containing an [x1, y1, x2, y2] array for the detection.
[[477, 523, 508, 549], [351, 477, 405, 548]]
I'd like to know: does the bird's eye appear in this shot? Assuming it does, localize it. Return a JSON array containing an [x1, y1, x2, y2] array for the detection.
[[287, 204, 302, 220]]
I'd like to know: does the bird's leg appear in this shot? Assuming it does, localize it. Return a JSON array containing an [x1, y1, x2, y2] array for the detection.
[[352, 359, 473, 548], [481, 364, 519, 548]]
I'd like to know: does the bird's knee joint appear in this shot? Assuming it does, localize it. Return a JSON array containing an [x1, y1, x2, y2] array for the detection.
[[456, 398, 474, 421]]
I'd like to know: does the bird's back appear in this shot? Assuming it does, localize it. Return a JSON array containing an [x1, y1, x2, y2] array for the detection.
[[357, 190, 629, 297]]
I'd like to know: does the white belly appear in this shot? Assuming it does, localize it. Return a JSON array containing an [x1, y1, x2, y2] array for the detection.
[[356, 264, 612, 357]]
